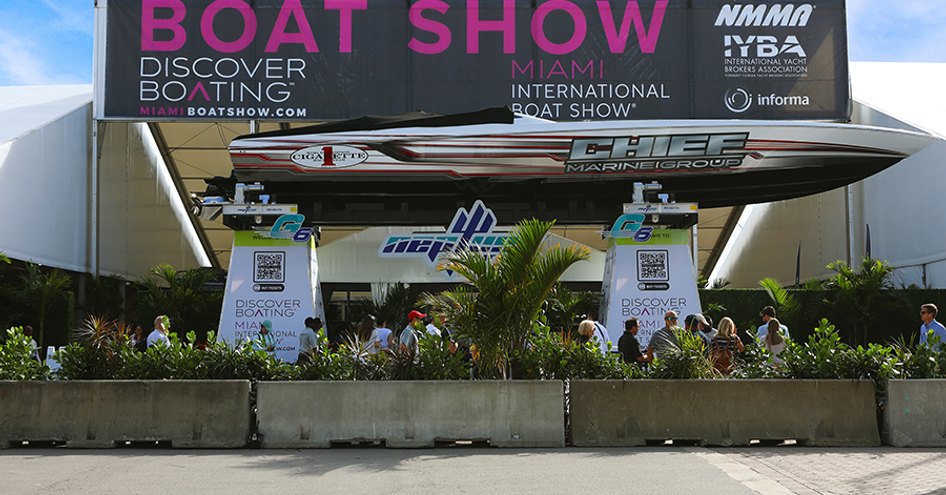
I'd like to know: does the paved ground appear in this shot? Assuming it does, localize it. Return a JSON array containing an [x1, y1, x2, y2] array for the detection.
[[716, 447, 946, 495], [1, 446, 945, 494]]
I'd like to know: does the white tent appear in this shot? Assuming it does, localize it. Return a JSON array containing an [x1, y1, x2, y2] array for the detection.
[[710, 62, 946, 288], [0, 85, 209, 277]]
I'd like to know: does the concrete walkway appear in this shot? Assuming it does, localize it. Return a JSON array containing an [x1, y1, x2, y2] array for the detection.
[[2, 447, 945, 495]]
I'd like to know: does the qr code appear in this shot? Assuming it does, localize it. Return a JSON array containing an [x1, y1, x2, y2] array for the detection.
[[254, 251, 285, 283], [637, 250, 669, 282]]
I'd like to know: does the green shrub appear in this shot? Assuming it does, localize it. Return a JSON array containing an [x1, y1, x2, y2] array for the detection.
[[781, 319, 849, 379], [55, 316, 130, 380], [732, 341, 788, 379], [414, 333, 470, 380], [0, 327, 49, 380], [648, 328, 716, 380], [514, 320, 641, 380]]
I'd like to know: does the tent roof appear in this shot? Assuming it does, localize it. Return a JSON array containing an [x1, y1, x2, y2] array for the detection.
[[0, 84, 91, 145]]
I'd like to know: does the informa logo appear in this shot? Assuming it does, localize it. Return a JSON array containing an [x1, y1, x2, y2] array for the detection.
[[725, 87, 752, 113], [723, 87, 811, 114], [290, 145, 369, 169], [565, 133, 749, 173], [379, 201, 509, 266]]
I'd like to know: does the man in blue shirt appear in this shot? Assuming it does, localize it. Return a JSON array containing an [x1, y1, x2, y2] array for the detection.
[[919, 303, 946, 348]]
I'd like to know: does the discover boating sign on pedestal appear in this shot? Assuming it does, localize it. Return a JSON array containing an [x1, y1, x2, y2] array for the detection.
[[601, 218, 702, 346], [217, 230, 325, 362]]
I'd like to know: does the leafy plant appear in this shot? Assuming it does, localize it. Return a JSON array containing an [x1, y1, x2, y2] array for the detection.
[[19, 263, 72, 350], [365, 282, 423, 334], [649, 328, 717, 379], [414, 332, 470, 380], [514, 318, 640, 380], [731, 340, 788, 379], [55, 316, 130, 380], [891, 334, 942, 379], [422, 219, 590, 379], [781, 319, 848, 379], [0, 252, 9, 264], [759, 277, 801, 328], [823, 258, 898, 346], [0, 327, 49, 380], [543, 283, 598, 337], [136, 264, 223, 341]]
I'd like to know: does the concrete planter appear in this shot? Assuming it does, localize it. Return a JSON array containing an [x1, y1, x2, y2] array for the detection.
[[0, 381, 251, 448], [256, 381, 564, 448], [570, 380, 880, 447], [885, 379, 946, 447]]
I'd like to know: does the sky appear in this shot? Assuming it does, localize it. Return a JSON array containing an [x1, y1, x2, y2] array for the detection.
[[0, 0, 944, 86]]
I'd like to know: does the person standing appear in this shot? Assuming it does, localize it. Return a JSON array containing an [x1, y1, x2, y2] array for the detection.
[[647, 311, 681, 360], [425, 313, 443, 338], [399, 310, 426, 357], [919, 304, 946, 348], [710, 317, 744, 375], [763, 318, 787, 365], [588, 312, 612, 355], [131, 326, 148, 353], [756, 306, 790, 341], [297, 317, 320, 364], [695, 314, 717, 348], [23, 325, 40, 361], [146, 315, 170, 348], [253, 320, 277, 358], [368, 319, 394, 355], [618, 318, 650, 366]]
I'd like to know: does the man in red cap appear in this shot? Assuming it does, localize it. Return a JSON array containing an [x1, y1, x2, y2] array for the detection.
[[399, 309, 426, 357]]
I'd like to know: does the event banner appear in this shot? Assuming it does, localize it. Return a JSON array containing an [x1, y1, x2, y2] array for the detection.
[[217, 231, 325, 362], [99, 0, 848, 121], [600, 230, 702, 347]]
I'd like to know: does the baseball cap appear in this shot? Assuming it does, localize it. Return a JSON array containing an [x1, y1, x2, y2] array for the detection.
[[407, 310, 427, 321], [693, 313, 709, 326], [261, 320, 273, 331]]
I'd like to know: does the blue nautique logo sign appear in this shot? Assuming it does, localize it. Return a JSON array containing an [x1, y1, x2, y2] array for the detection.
[[379, 200, 509, 266]]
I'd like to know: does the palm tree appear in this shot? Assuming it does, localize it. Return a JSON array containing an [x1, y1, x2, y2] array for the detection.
[[137, 264, 223, 339], [422, 219, 590, 378], [19, 263, 72, 350], [823, 258, 896, 346]]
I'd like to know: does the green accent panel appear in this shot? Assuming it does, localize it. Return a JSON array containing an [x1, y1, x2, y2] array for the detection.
[[610, 229, 689, 246]]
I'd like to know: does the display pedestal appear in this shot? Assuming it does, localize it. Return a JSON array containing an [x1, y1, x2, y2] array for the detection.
[[601, 219, 702, 345], [217, 231, 325, 362]]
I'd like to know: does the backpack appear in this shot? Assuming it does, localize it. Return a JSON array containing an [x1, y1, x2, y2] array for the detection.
[[710, 337, 735, 374]]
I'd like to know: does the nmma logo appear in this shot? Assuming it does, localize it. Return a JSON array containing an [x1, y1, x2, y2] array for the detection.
[[715, 4, 813, 27]]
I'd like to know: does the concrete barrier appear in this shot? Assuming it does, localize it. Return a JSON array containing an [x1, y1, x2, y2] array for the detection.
[[0, 381, 251, 448], [570, 380, 879, 447], [885, 379, 946, 447], [257, 381, 564, 448]]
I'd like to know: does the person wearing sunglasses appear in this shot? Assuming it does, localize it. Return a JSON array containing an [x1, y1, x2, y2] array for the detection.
[[919, 304, 946, 349], [647, 310, 682, 361]]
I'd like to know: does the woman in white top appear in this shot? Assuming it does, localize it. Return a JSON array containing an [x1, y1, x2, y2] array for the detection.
[[367, 318, 394, 355], [764, 318, 787, 365]]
